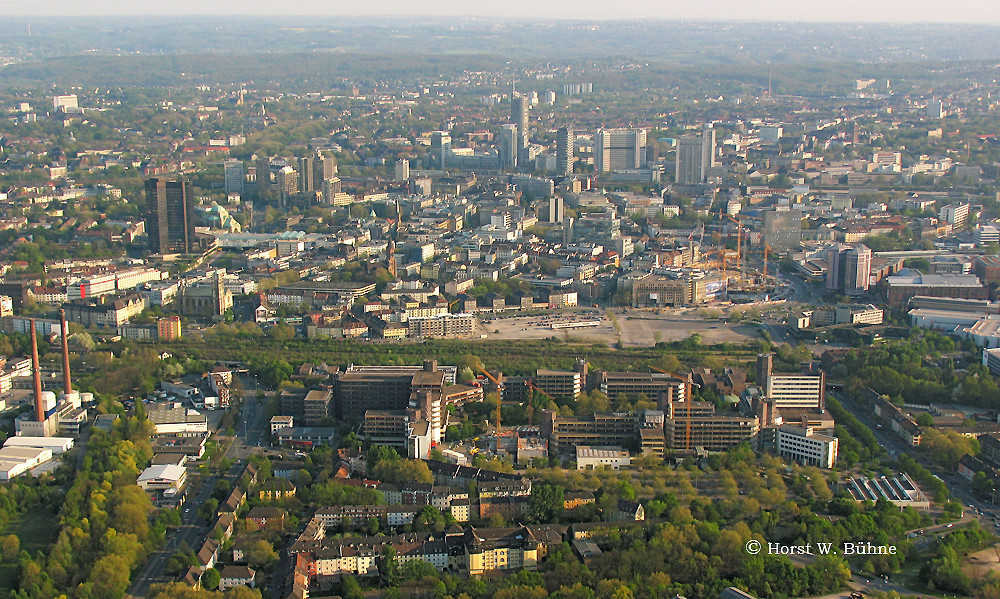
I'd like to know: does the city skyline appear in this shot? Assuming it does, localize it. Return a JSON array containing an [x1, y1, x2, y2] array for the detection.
[[2, 0, 1000, 22]]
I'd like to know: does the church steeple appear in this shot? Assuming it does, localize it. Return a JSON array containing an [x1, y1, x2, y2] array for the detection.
[[387, 238, 397, 278]]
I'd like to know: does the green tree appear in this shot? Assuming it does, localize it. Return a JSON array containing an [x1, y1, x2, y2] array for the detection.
[[202, 567, 221, 591], [528, 483, 564, 524], [371, 458, 433, 485], [379, 545, 399, 586], [0, 534, 19, 562], [90, 554, 131, 599], [245, 539, 278, 570]]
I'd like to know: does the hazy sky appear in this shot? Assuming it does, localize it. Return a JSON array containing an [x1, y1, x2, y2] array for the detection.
[[2, 0, 1000, 22]]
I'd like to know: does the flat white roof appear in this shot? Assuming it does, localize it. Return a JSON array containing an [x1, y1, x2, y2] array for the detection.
[[4, 436, 74, 453], [137, 464, 186, 483], [576, 445, 630, 459], [0, 446, 50, 460]]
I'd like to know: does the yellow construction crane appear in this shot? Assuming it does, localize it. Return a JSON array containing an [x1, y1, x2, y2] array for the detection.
[[475, 365, 505, 435], [525, 380, 554, 426], [725, 215, 744, 274], [649, 366, 695, 451], [763, 244, 773, 279]]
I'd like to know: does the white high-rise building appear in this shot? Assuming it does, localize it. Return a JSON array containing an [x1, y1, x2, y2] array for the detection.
[[594, 128, 646, 173], [52, 95, 78, 111], [939, 203, 969, 227], [394, 159, 410, 182], [511, 94, 530, 153], [701, 124, 717, 172], [490, 211, 512, 230], [766, 374, 826, 409], [547, 196, 565, 223], [556, 126, 574, 176]]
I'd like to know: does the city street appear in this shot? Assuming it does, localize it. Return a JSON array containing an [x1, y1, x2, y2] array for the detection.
[[125, 382, 271, 598]]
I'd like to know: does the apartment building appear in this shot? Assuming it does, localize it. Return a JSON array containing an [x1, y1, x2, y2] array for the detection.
[[407, 313, 476, 338], [291, 525, 566, 581]]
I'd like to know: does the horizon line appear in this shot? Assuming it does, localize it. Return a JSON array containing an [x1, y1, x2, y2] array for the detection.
[[0, 14, 998, 25]]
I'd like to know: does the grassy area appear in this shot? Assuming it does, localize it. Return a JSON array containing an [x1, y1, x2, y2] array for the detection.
[[9, 508, 59, 555], [0, 507, 60, 591]]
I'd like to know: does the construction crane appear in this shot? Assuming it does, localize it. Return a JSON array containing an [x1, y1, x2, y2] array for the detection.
[[475, 365, 505, 436], [524, 380, 554, 426], [649, 366, 692, 451], [725, 215, 744, 275], [649, 366, 696, 452], [449, 299, 461, 312], [763, 243, 773, 279]]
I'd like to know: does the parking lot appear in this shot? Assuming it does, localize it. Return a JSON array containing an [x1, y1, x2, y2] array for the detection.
[[480, 309, 761, 347]]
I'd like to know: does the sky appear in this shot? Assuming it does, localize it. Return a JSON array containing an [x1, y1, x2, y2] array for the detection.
[[2, 0, 1000, 22]]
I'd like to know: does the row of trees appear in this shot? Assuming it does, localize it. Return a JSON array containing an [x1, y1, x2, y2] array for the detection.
[[13, 414, 163, 599]]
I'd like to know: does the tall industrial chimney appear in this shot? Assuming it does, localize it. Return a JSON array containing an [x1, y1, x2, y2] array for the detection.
[[60, 309, 71, 394], [30, 319, 43, 423]]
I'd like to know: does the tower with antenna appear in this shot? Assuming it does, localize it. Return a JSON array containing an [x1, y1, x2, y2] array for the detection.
[[767, 65, 772, 98]]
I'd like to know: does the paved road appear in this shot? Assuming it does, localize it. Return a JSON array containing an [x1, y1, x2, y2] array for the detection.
[[125, 384, 271, 598], [125, 466, 233, 598], [835, 390, 1000, 529]]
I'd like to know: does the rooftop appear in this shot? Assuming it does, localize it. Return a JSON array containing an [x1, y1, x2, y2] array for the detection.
[[885, 269, 983, 287], [575, 446, 630, 459]]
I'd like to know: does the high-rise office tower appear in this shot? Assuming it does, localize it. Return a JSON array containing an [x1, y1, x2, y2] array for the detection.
[[826, 243, 871, 295], [556, 126, 574, 176], [547, 196, 565, 223], [499, 124, 518, 170], [675, 125, 717, 185], [845, 245, 872, 295], [430, 131, 451, 169], [223, 160, 244, 195], [255, 156, 272, 195], [675, 135, 705, 185], [512, 94, 530, 152], [315, 153, 336, 189], [701, 124, 717, 172], [297, 156, 316, 194], [756, 353, 773, 387], [825, 244, 851, 291], [276, 166, 298, 206], [321, 177, 343, 205], [145, 178, 195, 254], [762, 209, 802, 251], [594, 128, 646, 173]]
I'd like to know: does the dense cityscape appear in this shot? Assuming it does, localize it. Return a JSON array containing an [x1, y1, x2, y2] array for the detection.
[[2, 12, 1000, 599]]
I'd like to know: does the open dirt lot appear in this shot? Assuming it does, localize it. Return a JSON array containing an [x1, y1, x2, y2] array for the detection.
[[477, 309, 762, 347]]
